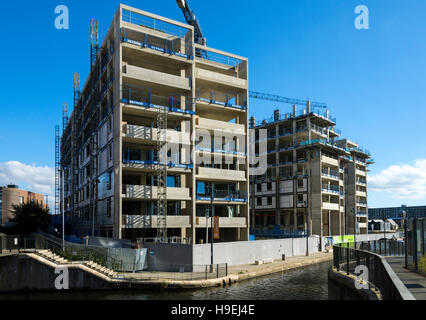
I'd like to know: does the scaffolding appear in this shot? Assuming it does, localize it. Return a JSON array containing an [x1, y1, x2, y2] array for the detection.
[[90, 19, 99, 71], [156, 105, 168, 243], [62, 103, 69, 131], [55, 125, 60, 216], [90, 131, 99, 236], [72, 73, 80, 224]]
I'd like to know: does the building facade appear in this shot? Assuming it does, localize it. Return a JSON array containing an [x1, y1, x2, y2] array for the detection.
[[369, 205, 426, 220], [61, 5, 250, 244], [250, 106, 372, 239], [0, 185, 47, 226]]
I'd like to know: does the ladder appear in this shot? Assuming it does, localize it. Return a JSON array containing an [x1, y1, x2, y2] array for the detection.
[[156, 105, 168, 243]]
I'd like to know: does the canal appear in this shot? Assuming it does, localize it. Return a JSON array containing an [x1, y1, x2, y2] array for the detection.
[[0, 261, 332, 300]]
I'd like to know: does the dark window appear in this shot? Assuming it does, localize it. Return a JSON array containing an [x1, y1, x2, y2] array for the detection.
[[107, 198, 112, 218], [107, 172, 112, 190], [257, 197, 262, 206]]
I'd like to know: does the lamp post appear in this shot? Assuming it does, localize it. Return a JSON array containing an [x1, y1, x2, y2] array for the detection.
[[352, 208, 356, 245], [210, 183, 215, 271], [61, 168, 65, 251], [305, 201, 309, 256]]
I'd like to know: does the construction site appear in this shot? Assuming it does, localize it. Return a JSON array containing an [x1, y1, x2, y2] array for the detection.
[[57, 2, 372, 248]]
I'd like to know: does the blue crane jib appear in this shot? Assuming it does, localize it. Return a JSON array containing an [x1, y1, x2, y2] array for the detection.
[[176, 0, 206, 45], [249, 91, 327, 109]]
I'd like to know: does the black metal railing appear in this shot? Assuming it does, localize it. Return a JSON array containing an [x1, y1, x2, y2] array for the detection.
[[405, 218, 426, 276], [333, 240, 409, 300]]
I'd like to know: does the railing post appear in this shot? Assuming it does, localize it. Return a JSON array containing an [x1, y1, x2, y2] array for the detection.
[[414, 219, 418, 273], [356, 248, 360, 267], [346, 246, 350, 275]]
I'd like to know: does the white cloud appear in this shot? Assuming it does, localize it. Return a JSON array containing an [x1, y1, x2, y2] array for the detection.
[[369, 159, 426, 200], [0, 161, 55, 210]]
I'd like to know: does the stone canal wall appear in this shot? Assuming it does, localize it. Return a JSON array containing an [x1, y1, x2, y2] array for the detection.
[[328, 267, 381, 300]]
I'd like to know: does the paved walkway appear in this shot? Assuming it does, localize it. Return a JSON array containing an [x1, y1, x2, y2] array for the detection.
[[120, 252, 333, 281], [386, 256, 426, 300]]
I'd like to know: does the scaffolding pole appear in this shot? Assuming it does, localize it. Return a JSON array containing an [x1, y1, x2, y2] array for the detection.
[[90, 19, 99, 71], [72, 73, 80, 225], [157, 105, 168, 243], [55, 125, 60, 216]]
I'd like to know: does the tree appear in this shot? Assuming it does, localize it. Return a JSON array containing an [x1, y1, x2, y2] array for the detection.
[[2, 202, 51, 235]]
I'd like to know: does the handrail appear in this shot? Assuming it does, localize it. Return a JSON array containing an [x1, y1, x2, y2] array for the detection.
[[333, 240, 415, 300]]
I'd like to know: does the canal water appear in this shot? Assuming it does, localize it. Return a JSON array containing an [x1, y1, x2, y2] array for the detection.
[[0, 261, 332, 300]]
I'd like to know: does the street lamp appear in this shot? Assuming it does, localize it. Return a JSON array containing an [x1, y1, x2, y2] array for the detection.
[[305, 201, 309, 256], [210, 183, 215, 271], [352, 208, 356, 245]]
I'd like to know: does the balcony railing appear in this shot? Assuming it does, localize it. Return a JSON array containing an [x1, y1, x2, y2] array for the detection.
[[197, 190, 248, 202], [122, 9, 190, 39], [196, 89, 246, 110], [255, 109, 336, 127], [121, 84, 195, 115], [322, 186, 340, 194], [196, 146, 246, 156], [322, 170, 340, 179], [122, 158, 193, 170]]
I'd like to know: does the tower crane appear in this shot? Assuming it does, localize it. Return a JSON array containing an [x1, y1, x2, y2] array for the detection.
[[175, 1, 328, 109]]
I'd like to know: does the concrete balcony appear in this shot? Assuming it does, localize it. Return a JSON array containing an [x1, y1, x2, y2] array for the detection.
[[124, 64, 191, 91], [197, 167, 246, 182], [356, 190, 367, 197], [322, 202, 339, 211], [195, 217, 247, 228], [322, 188, 340, 196], [122, 215, 191, 229], [358, 222, 368, 229], [356, 169, 366, 177], [122, 123, 190, 145], [195, 68, 247, 90], [256, 203, 276, 209], [195, 117, 245, 135], [321, 172, 340, 181], [122, 185, 191, 201], [321, 155, 339, 167]]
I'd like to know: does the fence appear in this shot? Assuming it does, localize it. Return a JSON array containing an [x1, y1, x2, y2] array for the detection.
[[0, 233, 139, 272], [405, 218, 426, 276], [333, 240, 410, 300]]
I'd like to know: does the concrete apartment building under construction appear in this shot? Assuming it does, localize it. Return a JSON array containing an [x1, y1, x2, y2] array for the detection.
[[60, 4, 250, 244], [249, 106, 372, 239]]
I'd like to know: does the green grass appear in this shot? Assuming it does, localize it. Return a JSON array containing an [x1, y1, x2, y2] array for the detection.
[[418, 255, 426, 276]]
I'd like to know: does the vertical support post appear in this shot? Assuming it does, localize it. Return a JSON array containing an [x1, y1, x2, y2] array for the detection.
[[62, 168, 65, 251], [414, 219, 418, 273], [405, 218, 408, 268], [422, 219, 425, 256], [346, 246, 350, 275], [210, 183, 215, 271]]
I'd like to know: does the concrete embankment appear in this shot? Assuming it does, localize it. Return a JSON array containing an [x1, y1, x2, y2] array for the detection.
[[0, 252, 332, 292], [328, 267, 381, 300]]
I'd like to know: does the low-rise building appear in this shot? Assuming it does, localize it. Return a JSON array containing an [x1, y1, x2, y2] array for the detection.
[[0, 185, 47, 226]]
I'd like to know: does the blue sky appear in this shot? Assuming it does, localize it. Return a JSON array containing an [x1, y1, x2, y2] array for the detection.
[[0, 0, 425, 208]]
